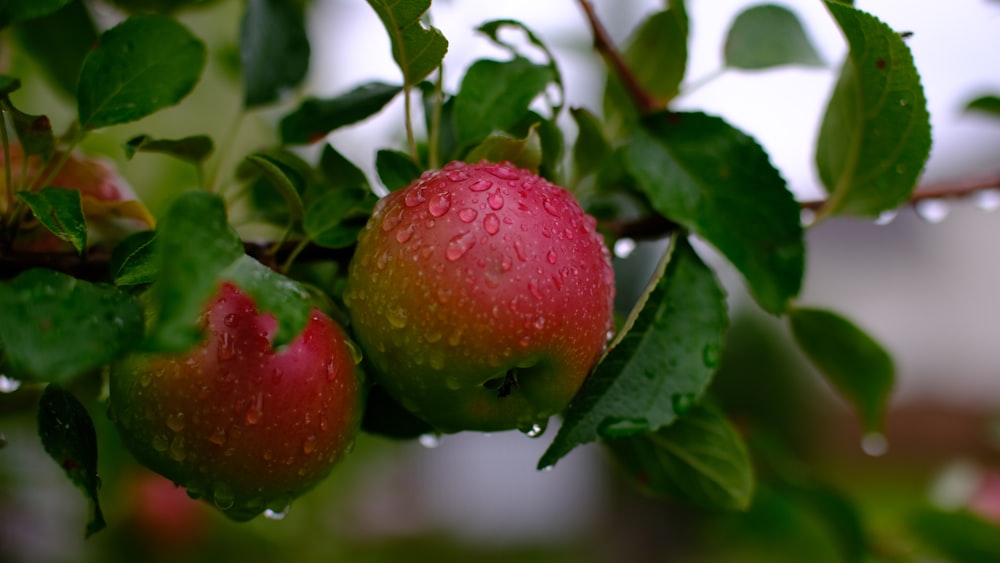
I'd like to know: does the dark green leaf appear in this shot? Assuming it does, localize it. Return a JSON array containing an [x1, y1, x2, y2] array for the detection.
[[37, 385, 105, 537], [240, 0, 309, 108], [605, 404, 753, 511], [77, 15, 206, 129], [475, 19, 564, 115], [4, 101, 55, 162], [245, 153, 306, 223], [11, 0, 96, 97], [539, 237, 728, 469], [17, 187, 87, 254], [724, 4, 825, 70], [535, 117, 565, 184], [453, 57, 554, 149], [376, 149, 421, 192], [571, 107, 611, 182], [815, 1, 931, 217], [0, 269, 144, 382], [304, 189, 373, 248], [624, 111, 803, 314], [788, 307, 894, 432], [966, 95, 1000, 117], [910, 508, 1000, 563], [220, 255, 310, 347], [318, 143, 369, 191], [623, 4, 688, 101], [143, 191, 244, 352], [0, 0, 71, 27], [464, 126, 542, 172], [110, 230, 157, 286], [365, 0, 448, 86], [123, 134, 213, 164], [280, 82, 403, 144], [0, 76, 20, 95]]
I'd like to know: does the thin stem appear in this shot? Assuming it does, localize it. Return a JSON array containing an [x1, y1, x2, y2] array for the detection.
[[802, 174, 1000, 212], [403, 85, 418, 162], [0, 107, 11, 215], [428, 69, 444, 169], [208, 111, 247, 195], [577, 0, 663, 115]]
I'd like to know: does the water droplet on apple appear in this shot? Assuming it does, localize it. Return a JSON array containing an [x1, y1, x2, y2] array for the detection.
[[152, 434, 169, 452], [209, 427, 226, 446], [245, 393, 263, 425], [483, 213, 500, 235], [429, 350, 446, 371], [168, 435, 186, 461], [381, 207, 404, 231], [542, 198, 560, 217], [345, 339, 363, 364], [395, 223, 415, 243], [469, 179, 493, 192], [546, 250, 557, 264], [185, 481, 206, 500], [218, 332, 236, 362], [861, 432, 889, 456], [528, 281, 542, 300], [302, 435, 317, 454], [213, 483, 235, 510], [458, 208, 478, 222], [166, 412, 186, 432], [326, 361, 339, 381], [446, 231, 477, 261], [488, 189, 505, 210], [404, 187, 426, 208], [488, 164, 519, 181], [419, 433, 441, 448], [0, 375, 21, 393], [271, 367, 284, 384], [386, 306, 408, 328], [613, 238, 636, 258], [224, 313, 239, 327], [428, 192, 451, 217]]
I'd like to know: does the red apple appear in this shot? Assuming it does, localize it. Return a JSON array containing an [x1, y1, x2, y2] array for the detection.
[[109, 282, 363, 521], [344, 160, 615, 434]]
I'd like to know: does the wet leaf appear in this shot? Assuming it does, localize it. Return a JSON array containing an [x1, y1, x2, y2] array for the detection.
[[17, 186, 87, 254], [3, 98, 55, 162], [110, 230, 157, 286], [37, 385, 105, 537], [124, 134, 213, 164], [724, 4, 824, 70], [376, 149, 421, 192], [11, 0, 96, 97], [365, 0, 447, 86], [304, 189, 374, 248], [539, 237, 728, 469], [240, 0, 310, 107], [245, 153, 306, 223], [0, 0, 71, 27], [280, 82, 403, 144]]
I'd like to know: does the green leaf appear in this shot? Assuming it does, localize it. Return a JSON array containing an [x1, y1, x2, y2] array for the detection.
[[17, 187, 87, 254], [37, 385, 105, 537], [77, 15, 206, 129], [0, 75, 19, 95], [724, 4, 825, 70], [815, 1, 931, 217], [245, 153, 306, 224], [624, 111, 804, 314], [240, 0, 310, 108], [303, 189, 374, 248], [788, 307, 894, 432], [220, 255, 310, 347], [453, 57, 555, 149], [4, 101, 55, 162], [318, 143, 369, 191], [110, 230, 157, 286], [123, 134, 213, 164], [12, 0, 96, 97], [0, 269, 144, 382], [966, 95, 1000, 118], [539, 237, 728, 469], [475, 19, 564, 115], [910, 508, 1000, 563], [280, 82, 403, 144], [571, 106, 611, 183], [365, 0, 447, 86], [0, 0, 71, 27], [604, 404, 754, 511], [623, 4, 688, 101], [375, 149, 422, 192], [143, 191, 244, 352], [464, 126, 542, 172]]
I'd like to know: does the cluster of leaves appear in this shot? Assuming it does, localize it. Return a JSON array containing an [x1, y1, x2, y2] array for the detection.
[[1, 0, 995, 559]]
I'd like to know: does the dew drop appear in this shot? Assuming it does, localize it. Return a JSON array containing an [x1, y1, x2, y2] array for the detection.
[[395, 223, 415, 243], [168, 435, 187, 461], [302, 435, 317, 455], [483, 213, 500, 235], [223, 313, 239, 327], [524, 421, 547, 438], [973, 188, 1000, 212], [800, 208, 816, 227], [419, 433, 441, 448], [613, 238, 636, 258], [166, 412, 186, 432], [246, 393, 263, 425], [915, 199, 950, 224], [429, 350, 446, 371], [0, 375, 21, 393], [263, 506, 290, 520], [513, 240, 528, 262], [208, 427, 226, 446], [218, 332, 236, 362], [542, 198, 560, 217], [528, 280, 542, 300], [487, 190, 505, 210], [541, 465, 554, 472], [500, 254, 513, 273], [489, 165, 519, 181], [563, 228, 574, 240], [271, 367, 284, 384], [386, 307, 408, 328], [152, 434, 169, 452], [425, 332, 443, 344], [469, 179, 493, 192], [428, 193, 452, 217], [213, 484, 235, 510], [404, 187, 426, 208], [861, 432, 889, 456], [458, 208, 478, 223], [447, 170, 467, 182], [381, 208, 404, 231], [546, 250, 557, 264], [446, 231, 477, 261], [533, 316, 546, 330], [874, 209, 898, 226]]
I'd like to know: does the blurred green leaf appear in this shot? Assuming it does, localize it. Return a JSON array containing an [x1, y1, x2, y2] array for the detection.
[[280, 82, 403, 144], [0, 0, 71, 27], [464, 126, 542, 172], [304, 188, 375, 248], [453, 57, 555, 149], [111, 230, 157, 286], [788, 307, 894, 433], [571, 107, 611, 183], [123, 134, 213, 164], [0, 269, 144, 382], [143, 191, 243, 352], [966, 95, 1000, 117], [605, 403, 753, 510], [366, 0, 448, 86], [0, 75, 19, 95], [240, 0, 309, 107], [376, 149, 422, 192], [910, 508, 1000, 563], [17, 187, 87, 254], [625, 3, 688, 101], [624, 111, 803, 314], [318, 143, 369, 191], [815, 1, 931, 217], [78, 15, 206, 129], [539, 237, 728, 469], [12, 0, 96, 97], [724, 4, 824, 70], [3, 100, 55, 162], [220, 255, 310, 347], [37, 384, 105, 537], [476, 19, 564, 115], [245, 153, 306, 224]]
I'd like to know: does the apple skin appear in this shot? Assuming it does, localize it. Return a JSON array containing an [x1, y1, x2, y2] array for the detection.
[[344, 160, 615, 434], [109, 282, 363, 521]]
